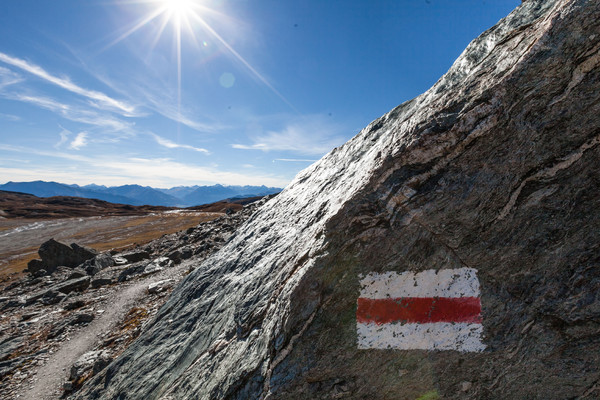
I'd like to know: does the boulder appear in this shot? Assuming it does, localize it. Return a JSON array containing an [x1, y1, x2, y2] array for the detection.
[[26, 259, 46, 275], [27, 239, 97, 274], [76, 1, 600, 399], [120, 250, 150, 263]]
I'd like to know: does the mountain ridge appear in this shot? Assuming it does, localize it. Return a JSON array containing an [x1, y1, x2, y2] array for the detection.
[[0, 181, 281, 207]]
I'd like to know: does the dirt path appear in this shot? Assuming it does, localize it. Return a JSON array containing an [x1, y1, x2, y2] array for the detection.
[[21, 262, 190, 400]]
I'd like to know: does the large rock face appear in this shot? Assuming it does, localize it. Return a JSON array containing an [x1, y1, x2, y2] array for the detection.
[[78, 0, 600, 399]]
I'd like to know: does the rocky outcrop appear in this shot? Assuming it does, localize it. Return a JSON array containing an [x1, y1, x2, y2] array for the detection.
[[78, 1, 600, 399], [27, 239, 97, 274]]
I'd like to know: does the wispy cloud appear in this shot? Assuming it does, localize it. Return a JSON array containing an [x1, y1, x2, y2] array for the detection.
[[55, 126, 71, 148], [149, 132, 210, 154], [0, 112, 21, 122], [7, 93, 133, 132], [69, 132, 88, 150], [0, 144, 289, 187], [0, 52, 138, 116], [123, 79, 226, 133], [232, 115, 346, 156], [0, 66, 24, 89], [0, 144, 90, 162]]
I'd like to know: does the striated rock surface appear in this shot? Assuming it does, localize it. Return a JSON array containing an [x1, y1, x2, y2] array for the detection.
[[78, 0, 600, 399]]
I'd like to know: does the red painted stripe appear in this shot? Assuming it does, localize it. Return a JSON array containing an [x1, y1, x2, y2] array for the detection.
[[356, 297, 482, 325]]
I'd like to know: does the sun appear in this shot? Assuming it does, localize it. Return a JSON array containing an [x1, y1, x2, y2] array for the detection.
[[163, 0, 194, 14], [105, 0, 294, 111], [161, 0, 196, 21]]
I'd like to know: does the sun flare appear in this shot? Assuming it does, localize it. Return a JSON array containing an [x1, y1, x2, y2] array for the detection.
[[105, 0, 293, 111], [161, 0, 196, 22], [163, 0, 194, 15]]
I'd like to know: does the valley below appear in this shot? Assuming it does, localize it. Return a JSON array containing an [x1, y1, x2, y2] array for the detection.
[[0, 194, 268, 400], [0, 190, 256, 278], [0, 212, 222, 277]]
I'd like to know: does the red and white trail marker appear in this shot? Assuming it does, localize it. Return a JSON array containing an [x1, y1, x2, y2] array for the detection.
[[357, 268, 485, 352]]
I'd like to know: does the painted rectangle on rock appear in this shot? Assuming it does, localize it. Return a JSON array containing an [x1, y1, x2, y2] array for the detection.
[[357, 268, 485, 352]]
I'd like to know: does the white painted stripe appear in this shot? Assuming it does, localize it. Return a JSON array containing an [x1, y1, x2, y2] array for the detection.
[[359, 268, 480, 299], [357, 322, 485, 352]]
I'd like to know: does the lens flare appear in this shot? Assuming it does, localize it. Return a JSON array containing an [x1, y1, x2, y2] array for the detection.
[[103, 0, 295, 113]]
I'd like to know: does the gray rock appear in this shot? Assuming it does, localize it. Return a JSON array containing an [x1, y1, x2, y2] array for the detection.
[[77, 1, 600, 399], [64, 381, 73, 392], [68, 268, 87, 280], [142, 263, 163, 276], [147, 279, 175, 294], [117, 262, 147, 282], [83, 252, 116, 276], [70, 350, 103, 381], [113, 256, 128, 265], [54, 276, 90, 294], [26, 259, 46, 275], [120, 250, 150, 263], [91, 277, 113, 289], [70, 312, 94, 325], [0, 336, 22, 362], [1, 297, 26, 310], [28, 239, 97, 274], [92, 352, 113, 375], [95, 253, 116, 269], [63, 299, 86, 310]]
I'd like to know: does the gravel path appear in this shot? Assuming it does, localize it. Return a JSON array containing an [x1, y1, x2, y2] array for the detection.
[[21, 262, 189, 400]]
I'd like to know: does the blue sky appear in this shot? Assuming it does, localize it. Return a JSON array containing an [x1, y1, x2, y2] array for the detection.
[[0, 0, 519, 188]]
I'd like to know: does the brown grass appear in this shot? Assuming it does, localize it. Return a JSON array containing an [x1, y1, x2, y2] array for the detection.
[[0, 212, 223, 279]]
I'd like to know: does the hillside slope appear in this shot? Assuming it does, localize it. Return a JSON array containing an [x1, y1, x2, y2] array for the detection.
[[77, 1, 600, 398]]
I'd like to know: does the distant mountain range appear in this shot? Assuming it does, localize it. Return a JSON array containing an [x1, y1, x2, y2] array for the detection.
[[0, 181, 282, 207]]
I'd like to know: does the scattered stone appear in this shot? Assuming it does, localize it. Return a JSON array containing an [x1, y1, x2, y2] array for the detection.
[[82, 252, 116, 276], [70, 312, 94, 325], [120, 250, 150, 263], [142, 263, 163, 276], [63, 299, 86, 311], [69, 350, 101, 381], [0, 336, 22, 361], [31, 268, 48, 278], [461, 381, 473, 392], [68, 268, 87, 280], [92, 351, 112, 375], [0, 197, 263, 399], [21, 312, 40, 321], [113, 256, 128, 265], [91, 277, 113, 289], [54, 276, 90, 294], [147, 279, 175, 294]]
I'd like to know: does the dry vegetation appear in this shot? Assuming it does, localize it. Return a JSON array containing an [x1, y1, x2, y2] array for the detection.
[[0, 212, 223, 279]]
